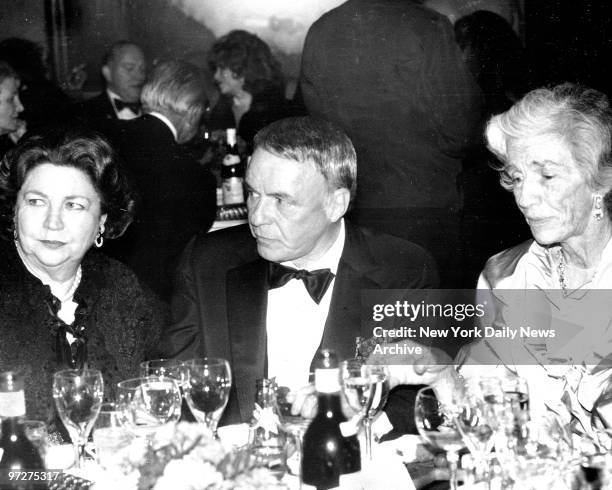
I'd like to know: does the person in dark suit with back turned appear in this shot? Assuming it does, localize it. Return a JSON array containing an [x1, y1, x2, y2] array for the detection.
[[300, 0, 483, 287], [159, 116, 438, 433], [106, 60, 217, 302], [75, 41, 146, 132]]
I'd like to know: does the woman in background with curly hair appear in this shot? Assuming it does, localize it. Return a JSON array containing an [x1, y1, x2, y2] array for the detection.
[[0, 127, 166, 424], [207, 29, 288, 149]]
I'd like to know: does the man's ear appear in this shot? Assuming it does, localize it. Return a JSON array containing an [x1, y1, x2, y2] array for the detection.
[[102, 64, 112, 84], [326, 187, 351, 223]]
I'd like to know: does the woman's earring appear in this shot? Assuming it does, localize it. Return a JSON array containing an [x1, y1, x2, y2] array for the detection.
[[13, 226, 17, 241], [594, 194, 604, 221], [94, 225, 104, 248]]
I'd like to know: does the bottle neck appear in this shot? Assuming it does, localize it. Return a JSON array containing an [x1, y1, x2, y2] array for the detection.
[[316, 391, 343, 414], [314, 367, 341, 394]]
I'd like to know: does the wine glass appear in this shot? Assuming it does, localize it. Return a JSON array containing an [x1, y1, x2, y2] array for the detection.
[[455, 377, 501, 482], [415, 387, 465, 490], [52, 368, 104, 469], [117, 376, 182, 437], [139, 359, 184, 383], [341, 358, 389, 459], [182, 358, 232, 436]]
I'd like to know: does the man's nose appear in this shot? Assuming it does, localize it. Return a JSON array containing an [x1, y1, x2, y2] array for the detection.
[[248, 197, 270, 226]]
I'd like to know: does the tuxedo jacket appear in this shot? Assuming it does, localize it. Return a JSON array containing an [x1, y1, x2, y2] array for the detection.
[[159, 222, 439, 425], [74, 92, 118, 133], [104, 114, 217, 301]]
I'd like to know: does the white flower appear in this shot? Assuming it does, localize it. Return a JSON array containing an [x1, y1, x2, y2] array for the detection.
[[153, 459, 222, 490]]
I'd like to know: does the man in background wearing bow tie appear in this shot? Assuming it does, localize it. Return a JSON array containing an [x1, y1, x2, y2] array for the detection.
[[75, 41, 146, 130], [159, 116, 438, 429]]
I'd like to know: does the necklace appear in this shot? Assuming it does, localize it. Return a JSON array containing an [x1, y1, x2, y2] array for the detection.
[[557, 250, 568, 293], [55, 266, 82, 303], [556, 250, 597, 295]]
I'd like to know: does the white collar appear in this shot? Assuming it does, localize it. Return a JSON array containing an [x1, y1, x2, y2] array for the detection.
[[282, 219, 345, 274], [148, 111, 178, 142], [106, 89, 121, 101]]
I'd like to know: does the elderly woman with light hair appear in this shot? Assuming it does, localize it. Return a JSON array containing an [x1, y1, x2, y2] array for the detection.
[[457, 83, 612, 435]]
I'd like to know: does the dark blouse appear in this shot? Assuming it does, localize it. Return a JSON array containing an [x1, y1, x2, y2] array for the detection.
[[208, 86, 289, 151], [0, 241, 167, 425]]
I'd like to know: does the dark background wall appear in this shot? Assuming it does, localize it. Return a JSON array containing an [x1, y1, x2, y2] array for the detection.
[[1, 1, 612, 97]]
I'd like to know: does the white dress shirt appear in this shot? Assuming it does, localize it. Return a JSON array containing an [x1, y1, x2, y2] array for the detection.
[[107, 89, 141, 120], [266, 220, 346, 391]]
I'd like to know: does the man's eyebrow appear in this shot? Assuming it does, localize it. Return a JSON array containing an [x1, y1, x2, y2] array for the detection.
[[268, 191, 293, 200]]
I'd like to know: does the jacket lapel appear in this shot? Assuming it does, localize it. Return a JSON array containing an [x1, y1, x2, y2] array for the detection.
[[320, 222, 382, 362], [226, 258, 268, 421]]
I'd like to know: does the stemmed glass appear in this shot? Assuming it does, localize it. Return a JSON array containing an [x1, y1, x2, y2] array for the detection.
[[117, 376, 182, 436], [52, 368, 104, 469], [415, 386, 465, 490], [455, 377, 502, 482], [140, 359, 185, 383], [341, 358, 389, 459], [182, 358, 232, 437]]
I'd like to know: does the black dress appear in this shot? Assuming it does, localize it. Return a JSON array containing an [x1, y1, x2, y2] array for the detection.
[[0, 241, 167, 425]]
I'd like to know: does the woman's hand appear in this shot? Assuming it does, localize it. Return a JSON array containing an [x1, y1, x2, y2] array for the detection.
[[368, 340, 454, 388]]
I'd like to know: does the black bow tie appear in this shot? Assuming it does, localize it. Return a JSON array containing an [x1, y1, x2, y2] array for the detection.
[[268, 262, 335, 304], [113, 98, 141, 114]]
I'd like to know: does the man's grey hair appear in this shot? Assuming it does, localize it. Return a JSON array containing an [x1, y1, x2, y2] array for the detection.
[[140, 60, 206, 131], [253, 116, 357, 202]]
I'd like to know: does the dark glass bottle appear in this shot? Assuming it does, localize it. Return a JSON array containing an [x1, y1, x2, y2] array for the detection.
[[301, 350, 361, 489], [0, 371, 45, 490], [221, 128, 245, 206]]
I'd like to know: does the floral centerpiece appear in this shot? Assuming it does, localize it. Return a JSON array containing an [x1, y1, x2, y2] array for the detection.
[[98, 423, 281, 490]]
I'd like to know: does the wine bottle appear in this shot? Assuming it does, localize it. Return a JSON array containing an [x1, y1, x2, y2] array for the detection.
[[221, 128, 245, 206], [302, 350, 361, 490], [0, 371, 45, 490]]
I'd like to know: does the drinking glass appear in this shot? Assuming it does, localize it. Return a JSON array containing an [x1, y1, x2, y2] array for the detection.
[[93, 402, 132, 470], [139, 359, 185, 384], [117, 376, 182, 437], [455, 377, 501, 482], [52, 368, 104, 468], [275, 385, 311, 479], [341, 358, 389, 459], [414, 387, 465, 490], [182, 358, 232, 436]]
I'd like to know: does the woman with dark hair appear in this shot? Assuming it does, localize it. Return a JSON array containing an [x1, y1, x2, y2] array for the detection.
[[0, 60, 25, 158], [207, 30, 288, 148], [0, 127, 166, 424]]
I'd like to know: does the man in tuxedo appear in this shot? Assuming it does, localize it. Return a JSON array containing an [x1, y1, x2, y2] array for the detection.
[[160, 116, 438, 430], [75, 41, 146, 130], [105, 60, 217, 301]]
